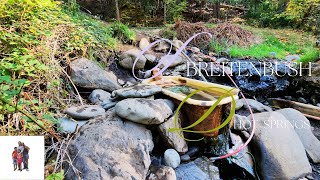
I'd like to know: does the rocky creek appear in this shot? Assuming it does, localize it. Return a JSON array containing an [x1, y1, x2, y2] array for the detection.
[[59, 36, 320, 180]]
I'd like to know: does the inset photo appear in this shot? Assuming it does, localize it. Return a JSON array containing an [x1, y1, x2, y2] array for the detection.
[[0, 136, 44, 180]]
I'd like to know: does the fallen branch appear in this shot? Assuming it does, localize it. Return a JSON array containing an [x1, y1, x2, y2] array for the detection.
[[268, 98, 320, 120]]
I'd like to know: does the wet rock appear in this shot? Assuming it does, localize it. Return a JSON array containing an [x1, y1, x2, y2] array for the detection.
[[248, 111, 312, 180], [185, 146, 200, 157], [159, 55, 185, 68], [229, 132, 255, 177], [70, 58, 121, 91], [147, 165, 176, 180], [145, 54, 157, 64], [65, 109, 154, 180], [59, 117, 87, 133], [298, 97, 308, 104], [65, 105, 105, 120], [232, 60, 291, 95], [239, 98, 272, 112], [285, 55, 300, 61], [155, 41, 170, 52], [277, 108, 320, 163], [119, 49, 147, 69], [310, 95, 318, 105], [298, 63, 320, 97], [115, 98, 174, 125], [216, 57, 229, 64], [158, 112, 188, 153], [164, 149, 180, 168], [180, 154, 190, 162], [317, 103, 320, 108], [232, 114, 251, 131], [173, 64, 187, 72], [88, 89, 111, 104], [139, 38, 150, 50], [175, 157, 220, 180], [112, 84, 162, 98]]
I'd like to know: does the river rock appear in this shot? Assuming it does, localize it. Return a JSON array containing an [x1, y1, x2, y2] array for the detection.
[[147, 165, 176, 180], [65, 109, 154, 180], [185, 146, 200, 157], [216, 57, 229, 64], [155, 41, 170, 52], [59, 117, 88, 133], [172, 39, 184, 50], [239, 98, 272, 112], [248, 111, 312, 180], [164, 149, 180, 168], [115, 98, 174, 125], [119, 49, 147, 69], [230, 132, 255, 177], [112, 84, 162, 98], [232, 114, 251, 131], [101, 99, 118, 110], [158, 112, 188, 153], [139, 38, 150, 50], [235, 99, 244, 110], [285, 55, 300, 61], [65, 105, 105, 120], [175, 157, 220, 180], [88, 89, 111, 104], [70, 58, 121, 91], [173, 64, 187, 72], [277, 108, 320, 163], [298, 97, 308, 104], [159, 55, 185, 68], [180, 154, 190, 162], [298, 63, 320, 97], [190, 47, 200, 53], [145, 54, 157, 64]]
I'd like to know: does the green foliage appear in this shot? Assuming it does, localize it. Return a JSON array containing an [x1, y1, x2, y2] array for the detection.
[[109, 22, 136, 43], [229, 35, 319, 62], [164, 0, 188, 23], [281, 0, 320, 32], [160, 26, 177, 39], [209, 39, 228, 54], [46, 170, 64, 180], [0, 0, 124, 133]]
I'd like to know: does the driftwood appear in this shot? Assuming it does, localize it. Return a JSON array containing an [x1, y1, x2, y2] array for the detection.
[[268, 98, 320, 121]]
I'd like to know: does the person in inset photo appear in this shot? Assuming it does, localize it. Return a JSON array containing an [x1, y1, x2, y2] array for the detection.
[[22, 143, 30, 171], [17, 149, 23, 172], [12, 147, 18, 171]]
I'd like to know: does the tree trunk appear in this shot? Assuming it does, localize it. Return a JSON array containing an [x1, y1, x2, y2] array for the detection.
[[115, 0, 120, 21], [163, 1, 167, 24], [215, 1, 220, 19]]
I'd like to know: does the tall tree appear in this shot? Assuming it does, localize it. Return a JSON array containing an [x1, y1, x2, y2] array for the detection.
[[115, 0, 120, 21]]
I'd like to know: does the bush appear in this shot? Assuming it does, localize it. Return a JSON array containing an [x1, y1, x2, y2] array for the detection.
[[109, 22, 136, 43], [159, 26, 177, 39]]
